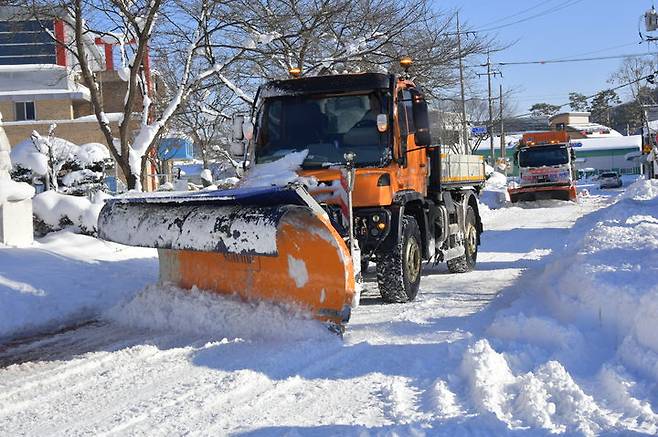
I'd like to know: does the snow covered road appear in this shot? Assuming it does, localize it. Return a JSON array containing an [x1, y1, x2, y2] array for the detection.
[[1, 185, 657, 436]]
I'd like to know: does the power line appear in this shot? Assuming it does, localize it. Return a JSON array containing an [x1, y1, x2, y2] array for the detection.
[[513, 70, 657, 118], [467, 51, 658, 68], [546, 42, 641, 61], [474, 0, 560, 29], [471, 0, 586, 33]]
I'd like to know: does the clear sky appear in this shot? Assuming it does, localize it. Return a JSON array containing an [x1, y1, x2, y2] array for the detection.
[[436, 0, 655, 115]]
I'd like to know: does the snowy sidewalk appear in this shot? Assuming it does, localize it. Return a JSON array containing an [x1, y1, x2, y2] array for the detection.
[[0, 231, 157, 340]]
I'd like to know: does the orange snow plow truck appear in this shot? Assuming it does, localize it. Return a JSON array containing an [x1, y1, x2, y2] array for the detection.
[[98, 67, 486, 331], [508, 131, 577, 202]]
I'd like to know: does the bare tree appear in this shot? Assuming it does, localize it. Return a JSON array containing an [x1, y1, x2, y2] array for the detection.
[[25, 0, 248, 190], [215, 0, 493, 97], [170, 85, 242, 170]]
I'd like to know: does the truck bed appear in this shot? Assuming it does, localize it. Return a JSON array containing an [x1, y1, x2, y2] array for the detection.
[[440, 153, 486, 186]]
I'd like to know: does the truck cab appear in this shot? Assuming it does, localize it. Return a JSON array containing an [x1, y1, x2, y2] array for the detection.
[[509, 131, 577, 202], [241, 71, 485, 302]]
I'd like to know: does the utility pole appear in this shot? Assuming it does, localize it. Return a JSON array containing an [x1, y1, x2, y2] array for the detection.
[[456, 12, 469, 154], [476, 53, 502, 166], [487, 52, 494, 164], [499, 84, 505, 160]]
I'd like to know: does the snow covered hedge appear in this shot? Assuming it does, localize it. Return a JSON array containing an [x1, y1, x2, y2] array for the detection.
[[32, 191, 110, 236], [10, 134, 112, 195]]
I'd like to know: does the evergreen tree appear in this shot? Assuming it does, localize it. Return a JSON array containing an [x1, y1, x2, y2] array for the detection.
[[568, 92, 589, 112], [590, 90, 620, 126], [529, 102, 561, 117]]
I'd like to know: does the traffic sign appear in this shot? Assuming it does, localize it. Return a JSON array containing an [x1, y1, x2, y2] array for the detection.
[[471, 126, 487, 136]]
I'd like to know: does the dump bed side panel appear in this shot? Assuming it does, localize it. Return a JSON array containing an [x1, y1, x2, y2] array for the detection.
[[439, 153, 486, 187]]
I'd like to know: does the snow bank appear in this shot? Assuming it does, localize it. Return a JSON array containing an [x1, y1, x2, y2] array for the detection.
[[461, 340, 613, 435], [0, 178, 34, 202], [462, 178, 658, 435], [479, 166, 510, 209], [0, 230, 156, 339], [106, 284, 333, 342], [240, 150, 316, 188], [32, 191, 107, 235]]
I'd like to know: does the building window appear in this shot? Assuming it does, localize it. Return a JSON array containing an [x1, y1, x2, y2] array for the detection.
[[15, 101, 36, 121]]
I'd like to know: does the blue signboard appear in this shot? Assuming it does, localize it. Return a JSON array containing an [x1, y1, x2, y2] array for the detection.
[[471, 126, 487, 135], [158, 137, 194, 160]]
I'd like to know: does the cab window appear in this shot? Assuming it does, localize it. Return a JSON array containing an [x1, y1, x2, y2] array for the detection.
[[397, 90, 415, 137]]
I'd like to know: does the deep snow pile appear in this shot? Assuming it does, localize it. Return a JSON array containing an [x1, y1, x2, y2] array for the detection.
[[465, 178, 658, 435], [0, 231, 156, 339], [32, 190, 111, 235], [106, 284, 333, 342], [479, 166, 509, 210]]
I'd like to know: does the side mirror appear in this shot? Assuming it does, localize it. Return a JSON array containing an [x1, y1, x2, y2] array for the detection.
[[411, 90, 431, 147], [376, 114, 388, 133], [232, 115, 244, 141]]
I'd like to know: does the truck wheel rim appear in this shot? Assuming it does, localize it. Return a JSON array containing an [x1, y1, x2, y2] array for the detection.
[[405, 237, 421, 284], [466, 225, 477, 257]]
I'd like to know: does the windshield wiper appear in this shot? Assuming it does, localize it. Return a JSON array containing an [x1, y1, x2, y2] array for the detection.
[[303, 162, 343, 169]]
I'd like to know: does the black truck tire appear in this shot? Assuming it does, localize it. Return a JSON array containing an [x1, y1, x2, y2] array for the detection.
[[376, 216, 422, 303], [447, 206, 478, 273]]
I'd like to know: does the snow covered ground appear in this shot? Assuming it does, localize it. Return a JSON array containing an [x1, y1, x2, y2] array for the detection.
[[0, 179, 657, 435], [0, 231, 156, 340]]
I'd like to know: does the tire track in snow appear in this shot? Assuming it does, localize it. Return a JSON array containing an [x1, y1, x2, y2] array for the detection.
[[0, 325, 213, 435], [132, 341, 351, 434]]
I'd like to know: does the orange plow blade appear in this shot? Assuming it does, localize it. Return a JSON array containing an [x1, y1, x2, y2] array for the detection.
[[98, 186, 355, 329]]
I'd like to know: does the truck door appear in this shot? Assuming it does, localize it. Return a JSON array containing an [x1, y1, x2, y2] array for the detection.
[[396, 88, 428, 195]]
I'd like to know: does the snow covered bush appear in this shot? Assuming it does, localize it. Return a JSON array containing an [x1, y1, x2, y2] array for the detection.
[[10, 134, 112, 195], [32, 191, 110, 236]]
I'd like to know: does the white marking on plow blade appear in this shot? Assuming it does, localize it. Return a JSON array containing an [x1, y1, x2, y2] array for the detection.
[[287, 255, 309, 288]]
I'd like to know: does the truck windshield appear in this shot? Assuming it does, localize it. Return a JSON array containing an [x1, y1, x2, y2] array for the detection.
[[519, 145, 570, 168], [255, 92, 389, 168]]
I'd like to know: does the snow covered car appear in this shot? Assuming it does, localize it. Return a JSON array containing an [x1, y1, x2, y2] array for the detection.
[[598, 172, 622, 189]]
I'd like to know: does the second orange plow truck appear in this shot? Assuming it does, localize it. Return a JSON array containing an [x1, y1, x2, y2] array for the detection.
[[98, 63, 486, 332]]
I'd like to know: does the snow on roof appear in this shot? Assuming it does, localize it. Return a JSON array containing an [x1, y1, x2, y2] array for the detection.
[[0, 64, 68, 72], [472, 134, 642, 152], [0, 88, 91, 101], [73, 113, 124, 123], [567, 123, 622, 137], [575, 135, 641, 151]]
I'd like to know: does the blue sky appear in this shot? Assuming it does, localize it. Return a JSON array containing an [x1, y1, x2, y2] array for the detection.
[[436, 0, 655, 115]]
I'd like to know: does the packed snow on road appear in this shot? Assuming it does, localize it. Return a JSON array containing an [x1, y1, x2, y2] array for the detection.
[[1, 178, 657, 436]]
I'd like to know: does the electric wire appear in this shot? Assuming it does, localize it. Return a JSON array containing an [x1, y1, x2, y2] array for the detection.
[[470, 0, 587, 33], [512, 70, 657, 118], [473, 0, 560, 29]]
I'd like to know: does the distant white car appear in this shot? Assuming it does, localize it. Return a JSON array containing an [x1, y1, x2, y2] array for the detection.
[[599, 172, 623, 189]]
